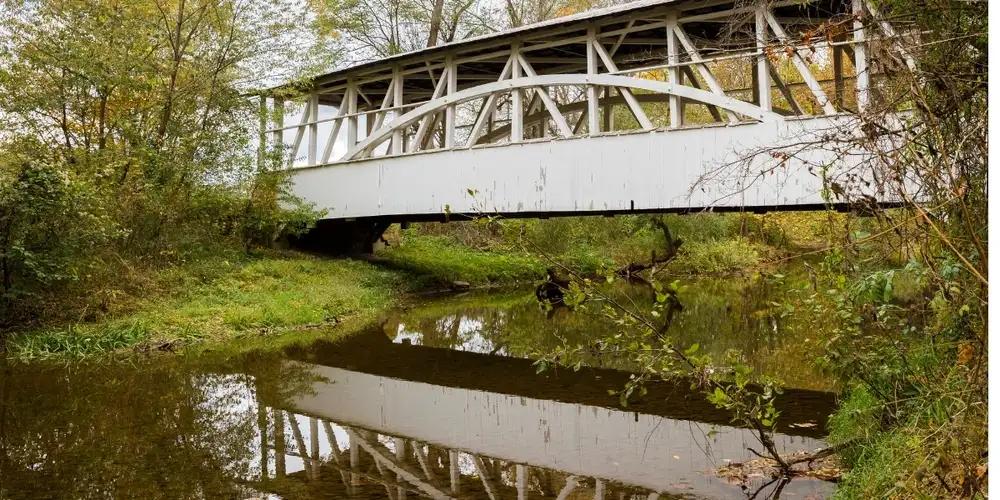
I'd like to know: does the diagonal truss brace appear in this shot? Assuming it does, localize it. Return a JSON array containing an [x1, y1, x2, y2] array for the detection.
[[866, 0, 916, 72], [516, 54, 573, 137], [411, 67, 451, 152], [672, 24, 739, 123], [764, 12, 837, 114], [465, 55, 514, 148], [591, 40, 654, 130]]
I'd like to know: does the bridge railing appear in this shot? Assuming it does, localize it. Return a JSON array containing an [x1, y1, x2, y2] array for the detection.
[[260, 0, 916, 171]]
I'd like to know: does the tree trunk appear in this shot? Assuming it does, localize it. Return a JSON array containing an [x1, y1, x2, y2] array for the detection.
[[426, 0, 445, 47]]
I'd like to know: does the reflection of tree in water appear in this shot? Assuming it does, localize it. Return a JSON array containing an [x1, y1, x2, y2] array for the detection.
[[0, 353, 321, 499], [382, 271, 834, 391]]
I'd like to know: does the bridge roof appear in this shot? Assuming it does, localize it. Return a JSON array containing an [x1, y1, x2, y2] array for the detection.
[[278, 0, 846, 106], [311, 0, 679, 80]]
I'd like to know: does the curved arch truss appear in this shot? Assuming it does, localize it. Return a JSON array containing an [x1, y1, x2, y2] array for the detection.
[[262, 0, 916, 169], [342, 73, 785, 161]]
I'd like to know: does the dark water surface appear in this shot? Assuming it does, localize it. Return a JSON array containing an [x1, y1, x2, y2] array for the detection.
[[0, 276, 837, 499]]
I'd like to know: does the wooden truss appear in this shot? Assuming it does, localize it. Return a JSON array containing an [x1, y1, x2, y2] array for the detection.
[[261, 0, 917, 169]]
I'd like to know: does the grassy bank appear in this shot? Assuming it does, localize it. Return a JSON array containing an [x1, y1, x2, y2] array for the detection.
[[6, 252, 413, 360], [4, 211, 851, 360], [376, 211, 841, 284]]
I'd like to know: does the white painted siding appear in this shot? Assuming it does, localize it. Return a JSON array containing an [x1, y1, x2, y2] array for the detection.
[[290, 116, 886, 219]]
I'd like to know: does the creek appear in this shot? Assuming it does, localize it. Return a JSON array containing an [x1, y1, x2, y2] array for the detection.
[[0, 273, 837, 499]]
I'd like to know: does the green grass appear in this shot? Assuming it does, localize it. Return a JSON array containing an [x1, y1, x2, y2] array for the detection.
[[6, 212, 840, 360], [669, 237, 763, 274], [379, 216, 775, 283], [377, 234, 545, 285], [8, 253, 411, 360], [828, 386, 921, 499], [834, 430, 918, 499]]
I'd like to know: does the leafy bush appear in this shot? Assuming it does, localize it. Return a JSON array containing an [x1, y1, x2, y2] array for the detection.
[[0, 145, 117, 304]]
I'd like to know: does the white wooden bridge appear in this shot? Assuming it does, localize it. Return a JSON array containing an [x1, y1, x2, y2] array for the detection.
[[261, 0, 916, 248]]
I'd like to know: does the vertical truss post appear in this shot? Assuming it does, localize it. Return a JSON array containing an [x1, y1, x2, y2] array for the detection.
[[350, 432, 360, 486], [273, 408, 286, 478], [394, 437, 407, 498], [511, 43, 524, 142], [752, 63, 760, 105], [539, 88, 550, 138], [346, 80, 358, 152], [595, 479, 606, 499], [516, 464, 527, 500], [587, 26, 600, 135], [257, 96, 266, 169], [258, 404, 269, 481], [307, 93, 319, 166], [852, 0, 870, 111], [755, 5, 772, 112], [603, 87, 614, 131], [272, 98, 284, 158], [445, 55, 457, 148], [666, 11, 681, 128], [310, 417, 320, 477], [449, 450, 460, 493], [392, 67, 404, 154], [833, 33, 845, 110]]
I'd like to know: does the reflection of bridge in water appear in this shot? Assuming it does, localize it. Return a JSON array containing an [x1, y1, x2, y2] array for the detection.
[[255, 332, 836, 498]]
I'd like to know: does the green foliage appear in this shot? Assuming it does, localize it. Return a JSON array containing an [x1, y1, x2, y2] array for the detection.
[[669, 238, 760, 274], [0, 144, 118, 301], [778, 246, 987, 496], [0, 0, 328, 324]]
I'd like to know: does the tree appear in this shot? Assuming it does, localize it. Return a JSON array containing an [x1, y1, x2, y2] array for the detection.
[[0, 0, 326, 322], [692, 0, 988, 495]]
